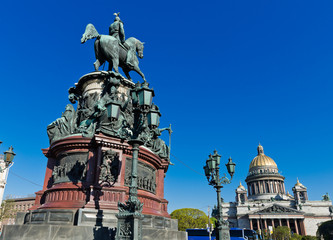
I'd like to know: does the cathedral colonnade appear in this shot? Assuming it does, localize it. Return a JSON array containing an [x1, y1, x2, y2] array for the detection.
[[248, 180, 286, 195], [248, 216, 306, 235]]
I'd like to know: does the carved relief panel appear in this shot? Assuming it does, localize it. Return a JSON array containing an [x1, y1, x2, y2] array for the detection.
[[124, 158, 156, 194], [52, 152, 88, 184]]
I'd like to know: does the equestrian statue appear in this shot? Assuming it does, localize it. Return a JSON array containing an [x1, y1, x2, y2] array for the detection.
[[81, 13, 146, 82]]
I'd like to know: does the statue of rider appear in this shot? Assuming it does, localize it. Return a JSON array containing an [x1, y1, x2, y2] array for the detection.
[[109, 13, 134, 68]]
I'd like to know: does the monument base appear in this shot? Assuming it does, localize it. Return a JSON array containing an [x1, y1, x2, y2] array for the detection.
[[0, 209, 187, 240]]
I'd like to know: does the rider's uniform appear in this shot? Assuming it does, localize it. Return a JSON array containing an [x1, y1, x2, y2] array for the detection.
[[109, 20, 133, 68], [109, 20, 126, 44]]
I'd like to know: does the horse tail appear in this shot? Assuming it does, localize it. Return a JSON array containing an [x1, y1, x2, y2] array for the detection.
[[81, 23, 100, 44]]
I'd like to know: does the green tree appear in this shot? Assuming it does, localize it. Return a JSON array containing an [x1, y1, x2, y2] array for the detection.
[[290, 233, 302, 240], [0, 199, 16, 221], [170, 208, 214, 231], [272, 226, 291, 240], [301, 236, 317, 240], [317, 220, 333, 240]]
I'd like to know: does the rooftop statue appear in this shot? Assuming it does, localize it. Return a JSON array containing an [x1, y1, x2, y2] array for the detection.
[[81, 13, 146, 82], [322, 193, 330, 201]]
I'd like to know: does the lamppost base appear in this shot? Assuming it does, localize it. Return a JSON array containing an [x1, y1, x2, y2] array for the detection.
[[116, 213, 143, 240], [216, 220, 230, 240]]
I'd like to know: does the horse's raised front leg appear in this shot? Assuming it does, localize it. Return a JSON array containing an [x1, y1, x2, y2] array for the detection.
[[133, 66, 146, 81]]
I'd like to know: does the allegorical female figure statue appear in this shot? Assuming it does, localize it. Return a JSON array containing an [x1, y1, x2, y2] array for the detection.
[[146, 126, 171, 159], [47, 104, 75, 143]]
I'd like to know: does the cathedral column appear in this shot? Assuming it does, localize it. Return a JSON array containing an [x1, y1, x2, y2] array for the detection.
[[300, 219, 306, 235], [286, 219, 290, 228], [257, 182, 260, 194], [272, 219, 275, 228], [264, 219, 267, 229], [294, 219, 299, 235], [257, 219, 260, 230], [250, 219, 253, 230], [304, 192, 308, 200], [279, 219, 282, 226]]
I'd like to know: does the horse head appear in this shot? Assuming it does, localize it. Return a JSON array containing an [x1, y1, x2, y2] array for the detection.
[[127, 37, 144, 59], [136, 40, 144, 59]]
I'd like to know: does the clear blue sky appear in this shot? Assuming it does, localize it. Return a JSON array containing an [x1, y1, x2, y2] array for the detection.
[[0, 0, 332, 213]]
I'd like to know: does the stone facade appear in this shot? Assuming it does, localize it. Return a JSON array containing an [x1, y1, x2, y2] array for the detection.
[[220, 144, 333, 236]]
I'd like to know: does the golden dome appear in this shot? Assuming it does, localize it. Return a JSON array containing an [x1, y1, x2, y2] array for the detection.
[[237, 181, 246, 190], [249, 144, 278, 170], [294, 178, 304, 187]]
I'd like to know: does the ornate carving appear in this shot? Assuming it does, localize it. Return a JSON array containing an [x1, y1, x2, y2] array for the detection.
[[52, 152, 88, 184], [118, 199, 143, 216], [99, 149, 120, 186], [118, 220, 132, 237], [258, 204, 301, 214], [124, 158, 156, 194], [76, 92, 100, 137]]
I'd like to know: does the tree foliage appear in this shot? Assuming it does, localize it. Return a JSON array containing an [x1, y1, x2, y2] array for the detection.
[[290, 233, 302, 240], [317, 220, 333, 240], [301, 236, 317, 240], [0, 200, 16, 221], [272, 226, 291, 240], [170, 208, 214, 231]]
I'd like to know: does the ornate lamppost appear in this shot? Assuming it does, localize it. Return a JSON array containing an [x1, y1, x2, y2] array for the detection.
[[204, 150, 236, 240], [115, 81, 156, 240], [0, 143, 16, 207]]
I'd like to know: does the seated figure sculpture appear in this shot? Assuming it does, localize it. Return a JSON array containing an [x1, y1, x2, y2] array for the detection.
[[146, 126, 171, 160], [47, 104, 76, 143]]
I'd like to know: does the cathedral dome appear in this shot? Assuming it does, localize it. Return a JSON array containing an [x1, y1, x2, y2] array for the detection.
[[249, 144, 277, 171]]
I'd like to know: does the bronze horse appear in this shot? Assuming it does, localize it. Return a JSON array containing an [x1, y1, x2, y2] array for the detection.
[[81, 24, 146, 81]]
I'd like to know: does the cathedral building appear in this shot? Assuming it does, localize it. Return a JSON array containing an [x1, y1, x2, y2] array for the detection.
[[221, 144, 333, 236]]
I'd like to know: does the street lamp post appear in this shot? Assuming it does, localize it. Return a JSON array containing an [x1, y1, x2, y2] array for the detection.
[[204, 150, 236, 240], [116, 81, 155, 240], [0, 144, 16, 207]]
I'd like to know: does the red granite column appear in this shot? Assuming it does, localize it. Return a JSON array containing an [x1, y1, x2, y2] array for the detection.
[[264, 219, 267, 229], [294, 219, 299, 235], [257, 219, 260, 230]]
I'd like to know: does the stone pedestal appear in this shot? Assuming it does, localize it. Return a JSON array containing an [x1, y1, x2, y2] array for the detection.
[[1, 71, 186, 240]]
